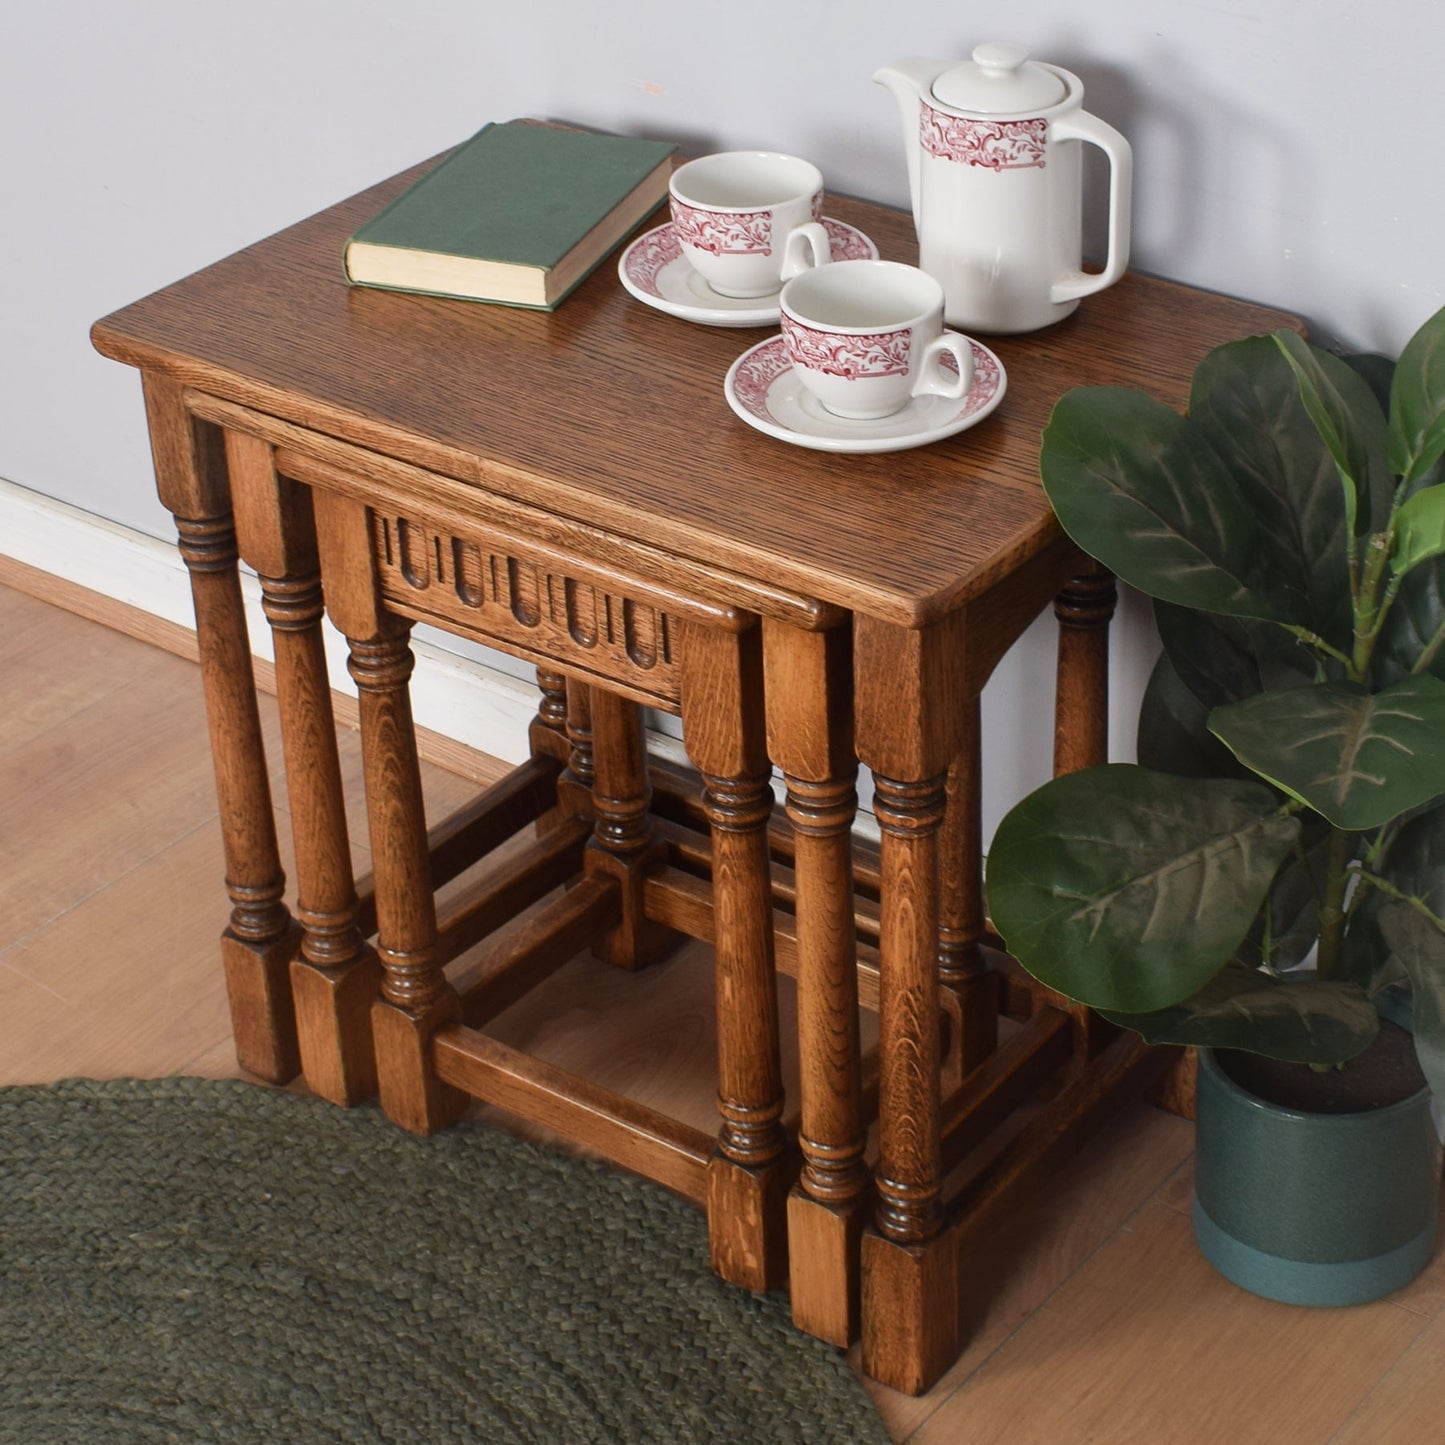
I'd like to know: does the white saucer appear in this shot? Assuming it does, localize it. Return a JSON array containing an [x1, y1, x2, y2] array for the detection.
[[618, 218, 878, 327], [723, 333, 1007, 453]]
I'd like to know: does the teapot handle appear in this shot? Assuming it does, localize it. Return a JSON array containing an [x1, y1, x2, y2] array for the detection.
[[1049, 110, 1133, 304]]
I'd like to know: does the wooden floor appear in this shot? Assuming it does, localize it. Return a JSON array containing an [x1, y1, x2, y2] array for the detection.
[[4, 577, 1445, 1444]]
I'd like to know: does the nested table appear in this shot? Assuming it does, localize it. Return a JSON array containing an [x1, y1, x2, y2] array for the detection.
[[93, 150, 1292, 1394]]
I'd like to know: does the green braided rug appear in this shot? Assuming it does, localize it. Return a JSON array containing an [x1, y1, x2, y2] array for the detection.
[[0, 1078, 889, 1444]]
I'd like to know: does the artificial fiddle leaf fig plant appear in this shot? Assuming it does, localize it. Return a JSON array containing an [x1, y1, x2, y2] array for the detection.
[[985, 302, 1445, 1087]]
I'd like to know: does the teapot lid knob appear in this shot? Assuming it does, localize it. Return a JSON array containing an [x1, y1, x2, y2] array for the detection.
[[931, 41, 1068, 113], [972, 41, 1029, 74]]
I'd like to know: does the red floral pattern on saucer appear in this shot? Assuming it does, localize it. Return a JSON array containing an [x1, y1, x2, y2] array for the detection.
[[729, 334, 1003, 430]]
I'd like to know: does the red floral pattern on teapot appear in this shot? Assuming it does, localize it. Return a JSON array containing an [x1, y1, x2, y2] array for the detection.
[[919, 100, 1048, 170]]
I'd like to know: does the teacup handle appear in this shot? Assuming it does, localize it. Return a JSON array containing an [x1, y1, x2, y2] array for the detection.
[[912, 332, 975, 402], [779, 222, 832, 282]]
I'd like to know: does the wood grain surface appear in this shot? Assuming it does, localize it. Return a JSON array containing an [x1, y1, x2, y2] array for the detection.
[[92, 153, 1297, 627]]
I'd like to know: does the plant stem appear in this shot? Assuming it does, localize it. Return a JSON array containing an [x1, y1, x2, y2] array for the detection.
[[1353, 867, 1445, 934], [1414, 614, 1445, 676], [1352, 534, 1394, 681], [1283, 625, 1353, 672], [1316, 826, 1354, 980]]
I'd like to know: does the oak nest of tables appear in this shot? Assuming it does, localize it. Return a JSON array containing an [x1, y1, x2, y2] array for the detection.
[[92, 144, 1293, 1395]]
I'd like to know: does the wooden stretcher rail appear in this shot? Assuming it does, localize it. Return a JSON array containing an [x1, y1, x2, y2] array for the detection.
[[353, 754, 562, 940], [939, 1008, 1074, 1178], [434, 817, 591, 967], [455, 874, 621, 1028], [432, 1027, 715, 1205]]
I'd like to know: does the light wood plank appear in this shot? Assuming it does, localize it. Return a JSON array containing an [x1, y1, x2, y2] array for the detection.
[[1330, 1310, 1445, 1443], [0, 655, 226, 943], [862, 1099, 1195, 1441], [0, 585, 153, 759], [11, 584, 1445, 1445], [0, 820, 235, 1083], [910, 1201, 1429, 1445]]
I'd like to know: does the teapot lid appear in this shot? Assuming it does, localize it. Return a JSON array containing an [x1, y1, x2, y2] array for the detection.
[[930, 43, 1067, 114]]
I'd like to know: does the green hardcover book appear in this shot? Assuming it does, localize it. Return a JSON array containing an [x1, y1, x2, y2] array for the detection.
[[344, 122, 677, 310]]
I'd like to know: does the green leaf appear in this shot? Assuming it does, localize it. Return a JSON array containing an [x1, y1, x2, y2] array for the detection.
[[1098, 962, 1377, 1066], [1376, 801, 1445, 916], [1136, 649, 1249, 779], [1342, 351, 1396, 412], [1391, 484, 1445, 576], [1388, 303, 1445, 485], [1155, 600, 1322, 710], [1190, 336, 1354, 643], [1274, 331, 1390, 536], [1341, 803, 1445, 988], [1040, 388, 1294, 622], [1378, 901, 1445, 1099], [1375, 555, 1445, 685], [985, 766, 1300, 1013], [1236, 818, 1334, 973], [1210, 676, 1445, 830]]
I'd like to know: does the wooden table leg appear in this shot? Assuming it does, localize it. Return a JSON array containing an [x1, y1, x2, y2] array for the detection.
[[854, 614, 966, 1396], [528, 667, 571, 766], [142, 375, 300, 1083], [313, 488, 465, 1135], [937, 700, 998, 1079], [226, 431, 379, 1107], [681, 620, 791, 1292], [1053, 564, 1116, 776], [763, 619, 868, 1346], [582, 685, 674, 969], [1053, 564, 1118, 1058]]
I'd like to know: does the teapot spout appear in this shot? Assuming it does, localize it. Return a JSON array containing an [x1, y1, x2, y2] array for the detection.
[[873, 57, 946, 234]]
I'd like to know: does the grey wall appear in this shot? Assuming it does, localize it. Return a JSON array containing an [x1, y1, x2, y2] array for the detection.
[[3, 0, 1441, 820]]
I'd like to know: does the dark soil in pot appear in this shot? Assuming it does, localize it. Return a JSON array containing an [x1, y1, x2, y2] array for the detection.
[[1216, 1019, 1426, 1114]]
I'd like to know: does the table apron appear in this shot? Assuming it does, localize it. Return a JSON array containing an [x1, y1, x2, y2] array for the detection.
[[183, 389, 840, 632]]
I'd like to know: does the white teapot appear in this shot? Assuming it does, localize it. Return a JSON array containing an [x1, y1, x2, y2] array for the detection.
[[875, 44, 1132, 334]]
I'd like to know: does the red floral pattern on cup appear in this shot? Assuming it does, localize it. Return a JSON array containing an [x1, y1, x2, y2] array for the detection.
[[671, 199, 774, 255], [782, 314, 911, 379], [624, 220, 878, 301], [919, 101, 1048, 170], [670, 191, 827, 256]]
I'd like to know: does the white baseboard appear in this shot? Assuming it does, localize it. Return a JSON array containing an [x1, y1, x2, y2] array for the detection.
[[0, 476, 874, 834], [0, 476, 539, 766]]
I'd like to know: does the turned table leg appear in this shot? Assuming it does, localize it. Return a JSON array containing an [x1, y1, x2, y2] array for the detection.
[[313, 488, 465, 1134], [226, 431, 379, 1106], [937, 701, 998, 1078], [582, 685, 674, 969], [681, 620, 791, 1292], [763, 619, 868, 1346], [854, 614, 967, 1395], [528, 667, 571, 765], [143, 375, 300, 1083], [1053, 564, 1116, 776], [1053, 565, 1118, 1058]]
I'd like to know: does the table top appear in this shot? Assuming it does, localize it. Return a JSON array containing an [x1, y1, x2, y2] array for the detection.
[[93, 147, 1295, 629]]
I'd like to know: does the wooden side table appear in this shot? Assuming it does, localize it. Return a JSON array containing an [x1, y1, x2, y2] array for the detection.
[[93, 150, 1294, 1395]]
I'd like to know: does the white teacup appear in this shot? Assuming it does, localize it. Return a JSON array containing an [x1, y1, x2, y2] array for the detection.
[[669, 151, 831, 298], [780, 260, 976, 419]]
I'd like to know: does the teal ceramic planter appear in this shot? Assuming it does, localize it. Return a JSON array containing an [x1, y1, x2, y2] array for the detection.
[[1194, 1046, 1441, 1306]]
